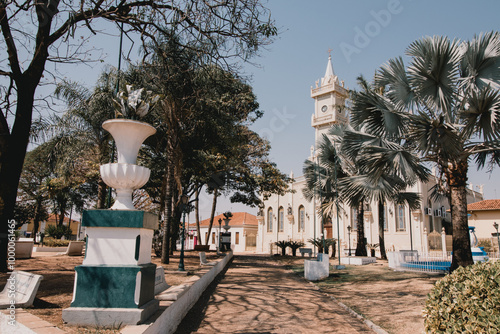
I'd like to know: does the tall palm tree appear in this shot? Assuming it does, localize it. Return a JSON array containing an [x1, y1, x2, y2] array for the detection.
[[346, 76, 429, 259], [375, 32, 500, 270], [303, 129, 370, 256]]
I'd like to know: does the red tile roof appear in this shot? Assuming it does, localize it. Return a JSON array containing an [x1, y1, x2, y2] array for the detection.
[[467, 199, 500, 211], [198, 212, 258, 227]]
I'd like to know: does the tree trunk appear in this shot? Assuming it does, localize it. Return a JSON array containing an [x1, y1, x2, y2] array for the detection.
[[0, 86, 37, 272], [378, 201, 387, 260], [96, 179, 107, 209], [195, 188, 202, 245], [32, 198, 44, 236], [205, 189, 218, 245], [161, 164, 172, 264], [170, 195, 180, 255], [448, 161, 473, 271], [355, 201, 367, 256]]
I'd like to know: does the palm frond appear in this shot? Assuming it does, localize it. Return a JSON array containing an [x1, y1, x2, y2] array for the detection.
[[408, 113, 462, 160], [407, 36, 461, 116], [459, 31, 500, 93], [460, 87, 500, 141], [375, 56, 416, 111]]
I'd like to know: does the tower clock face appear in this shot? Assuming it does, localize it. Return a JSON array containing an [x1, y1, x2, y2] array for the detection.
[[321, 105, 328, 112]]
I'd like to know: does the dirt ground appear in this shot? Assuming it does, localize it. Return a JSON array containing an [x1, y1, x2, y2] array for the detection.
[[0, 253, 442, 334], [0, 250, 216, 334], [278, 256, 441, 334]]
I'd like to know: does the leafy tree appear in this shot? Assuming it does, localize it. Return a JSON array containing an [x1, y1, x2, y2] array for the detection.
[[15, 143, 52, 234], [45, 224, 72, 240], [0, 0, 277, 271], [375, 32, 500, 270], [127, 36, 287, 260]]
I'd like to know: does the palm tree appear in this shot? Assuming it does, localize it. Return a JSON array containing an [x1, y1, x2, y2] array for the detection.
[[375, 32, 500, 270], [345, 76, 429, 259], [303, 130, 370, 256], [49, 72, 116, 208]]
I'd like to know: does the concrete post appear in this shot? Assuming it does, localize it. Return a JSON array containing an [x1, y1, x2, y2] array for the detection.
[[423, 227, 429, 255]]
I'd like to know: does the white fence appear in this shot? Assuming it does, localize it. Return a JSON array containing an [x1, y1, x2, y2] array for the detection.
[[388, 251, 451, 274], [389, 250, 499, 274]]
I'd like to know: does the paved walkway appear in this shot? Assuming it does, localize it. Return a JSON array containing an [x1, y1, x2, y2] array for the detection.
[[176, 255, 375, 333]]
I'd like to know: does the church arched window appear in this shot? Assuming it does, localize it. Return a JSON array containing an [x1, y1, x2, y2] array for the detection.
[[278, 207, 284, 232], [298, 206, 305, 232], [267, 208, 273, 232]]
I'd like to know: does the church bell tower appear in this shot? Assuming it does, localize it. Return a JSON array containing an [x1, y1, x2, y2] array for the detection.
[[311, 54, 348, 144]]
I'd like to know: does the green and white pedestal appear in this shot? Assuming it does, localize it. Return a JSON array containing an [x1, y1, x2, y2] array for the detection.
[[62, 210, 159, 326]]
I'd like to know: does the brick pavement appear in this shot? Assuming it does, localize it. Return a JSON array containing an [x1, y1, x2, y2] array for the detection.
[[176, 255, 375, 334]]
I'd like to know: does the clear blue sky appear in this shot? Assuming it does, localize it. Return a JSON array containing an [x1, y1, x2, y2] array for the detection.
[[55, 0, 500, 218], [244, 0, 500, 201]]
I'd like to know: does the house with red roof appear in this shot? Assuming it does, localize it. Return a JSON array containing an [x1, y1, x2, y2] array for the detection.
[[467, 199, 500, 248], [19, 213, 82, 240], [188, 212, 258, 253]]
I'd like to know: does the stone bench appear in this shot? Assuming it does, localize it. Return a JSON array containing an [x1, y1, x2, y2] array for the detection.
[[0, 271, 43, 308], [199, 252, 217, 266], [299, 247, 313, 257], [57, 241, 85, 256], [154, 266, 170, 295], [343, 249, 356, 256], [340, 256, 376, 266], [15, 240, 34, 259], [304, 253, 330, 281]]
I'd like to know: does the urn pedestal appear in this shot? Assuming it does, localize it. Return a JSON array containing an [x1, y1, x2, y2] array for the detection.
[[63, 120, 159, 326]]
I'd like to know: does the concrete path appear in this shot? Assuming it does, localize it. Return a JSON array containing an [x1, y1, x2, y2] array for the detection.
[[176, 255, 375, 333]]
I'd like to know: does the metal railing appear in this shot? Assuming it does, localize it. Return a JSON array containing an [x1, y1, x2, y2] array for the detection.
[[390, 250, 451, 274]]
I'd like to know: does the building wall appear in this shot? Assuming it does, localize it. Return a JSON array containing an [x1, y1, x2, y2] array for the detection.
[[468, 210, 500, 240], [258, 175, 484, 255], [192, 225, 258, 253], [20, 218, 81, 240]]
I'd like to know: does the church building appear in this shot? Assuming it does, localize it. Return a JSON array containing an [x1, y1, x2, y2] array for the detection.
[[256, 56, 484, 256]]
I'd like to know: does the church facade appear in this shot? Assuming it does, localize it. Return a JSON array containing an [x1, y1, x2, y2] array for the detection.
[[256, 56, 484, 256]]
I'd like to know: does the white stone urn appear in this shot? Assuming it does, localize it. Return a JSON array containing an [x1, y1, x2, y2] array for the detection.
[[100, 119, 156, 210]]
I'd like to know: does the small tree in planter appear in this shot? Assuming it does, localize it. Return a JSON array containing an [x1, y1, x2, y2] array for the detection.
[[307, 238, 324, 253], [275, 240, 289, 256], [288, 240, 305, 256], [367, 243, 379, 257]]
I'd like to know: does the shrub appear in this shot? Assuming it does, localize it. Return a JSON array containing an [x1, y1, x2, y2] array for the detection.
[[152, 229, 163, 257], [307, 238, 324, 253], [43, 237, 71, 247], [478, 239, 493, 253], [423, 260, 500, 333], [275, 240, 289, 256], [45, 224, 72, 239], [288, 240, 305, 256]]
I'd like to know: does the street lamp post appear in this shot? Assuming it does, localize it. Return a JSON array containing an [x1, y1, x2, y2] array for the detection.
[[347, 225, 352, 256], [218, 218, 222, 254], [222, 212, 232, 252], [333, 142, 343, 269], [494, 222, 500, 257], [178, 195, 189, 272]]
